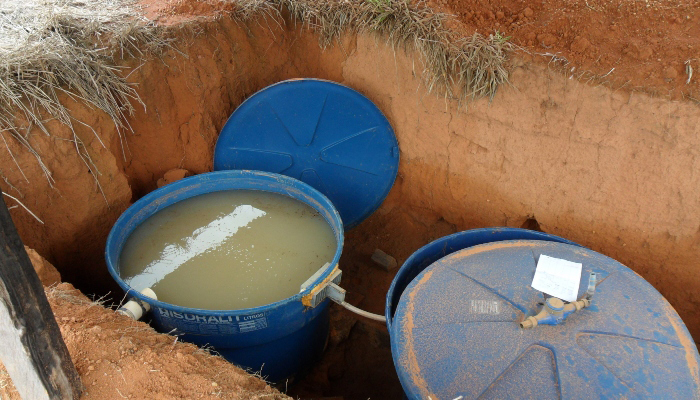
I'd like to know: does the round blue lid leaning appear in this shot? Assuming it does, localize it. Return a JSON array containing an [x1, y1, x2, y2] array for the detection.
[[391, 239, 700, 400], [214, 79, 399, 229]]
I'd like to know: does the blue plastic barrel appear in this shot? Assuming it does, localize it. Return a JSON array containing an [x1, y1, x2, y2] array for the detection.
[[389, 236, 700, 399], [213, 79, 399, 230], [106, 170, 344, 383]]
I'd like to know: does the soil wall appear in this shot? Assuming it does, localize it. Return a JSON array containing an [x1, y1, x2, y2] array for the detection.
[[1, 15, 699, 339]]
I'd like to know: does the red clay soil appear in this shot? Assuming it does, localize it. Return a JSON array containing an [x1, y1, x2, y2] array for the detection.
[[431, 0, 700, 99], [0, 282, 287, 400], [144, 0, 700, 100], [139, 0, 239, 24]]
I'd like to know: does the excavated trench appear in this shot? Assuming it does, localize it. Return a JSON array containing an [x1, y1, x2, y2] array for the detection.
[[3, 13, 700, 399]]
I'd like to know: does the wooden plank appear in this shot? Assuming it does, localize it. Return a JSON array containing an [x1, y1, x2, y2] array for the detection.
[[0, 192, 81, 399]]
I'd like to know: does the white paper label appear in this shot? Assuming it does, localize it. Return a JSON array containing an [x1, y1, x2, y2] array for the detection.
[[531, 255, 582, 302]]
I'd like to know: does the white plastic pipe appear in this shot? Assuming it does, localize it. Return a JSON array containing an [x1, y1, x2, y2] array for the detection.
[[117, 288, 157, 320], [339, 301, 386, 323]]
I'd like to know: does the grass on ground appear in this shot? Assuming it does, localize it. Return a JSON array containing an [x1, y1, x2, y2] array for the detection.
[[0, 0, 512, 185]]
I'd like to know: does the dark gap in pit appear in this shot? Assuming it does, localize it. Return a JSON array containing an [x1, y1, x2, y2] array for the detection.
[[520, 216, 542, 232], [287, 207, 459, 399]]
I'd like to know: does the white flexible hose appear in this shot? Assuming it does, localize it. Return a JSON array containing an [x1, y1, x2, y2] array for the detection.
[[339, 301, 386, 322]]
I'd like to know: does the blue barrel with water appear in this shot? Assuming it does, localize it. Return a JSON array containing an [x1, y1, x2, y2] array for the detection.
[[388, 229, 700, 399], [106, 170, 344, 383]]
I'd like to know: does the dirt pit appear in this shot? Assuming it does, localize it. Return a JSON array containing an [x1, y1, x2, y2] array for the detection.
[[1, 1, 700, 399]]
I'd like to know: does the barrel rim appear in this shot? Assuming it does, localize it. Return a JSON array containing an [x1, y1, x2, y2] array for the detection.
[[384, 227, 581, 327], [105, 169, 344, 315]]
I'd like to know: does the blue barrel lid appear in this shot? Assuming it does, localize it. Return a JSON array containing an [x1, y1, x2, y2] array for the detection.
[[391, 239, 700, 399], [214, 79, 399, 229]]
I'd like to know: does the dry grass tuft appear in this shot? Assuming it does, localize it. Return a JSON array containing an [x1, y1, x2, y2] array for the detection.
[[0, 0, 168, 184], [230, 0, 282, 21], [45, 283, 93, 305], [278, 0, 513, 101], [1, 0, 513, 187]]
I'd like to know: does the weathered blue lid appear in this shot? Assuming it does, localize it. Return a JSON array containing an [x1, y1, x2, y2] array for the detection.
[[391, 239, 700, 399], [214, 79, 399, 229]]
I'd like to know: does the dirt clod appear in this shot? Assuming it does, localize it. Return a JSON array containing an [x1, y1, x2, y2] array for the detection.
[[157, 168, 193, 188], [570, 37, 591, 53], [25, 245, 61, 286], [537, 33, 558, 47], [664, 66, 679, 80], [371, 248, 398, 271]]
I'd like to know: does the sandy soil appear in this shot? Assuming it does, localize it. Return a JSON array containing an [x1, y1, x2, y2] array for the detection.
[[432, 0, 699, 99], [0, 282, 287, 400]]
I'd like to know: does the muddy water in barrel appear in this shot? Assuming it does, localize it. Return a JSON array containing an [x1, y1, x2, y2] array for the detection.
[[119, 190, 336, 310]]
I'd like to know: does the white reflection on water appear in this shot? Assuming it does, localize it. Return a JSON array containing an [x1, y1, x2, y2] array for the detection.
[[125, 204, 266, 290]]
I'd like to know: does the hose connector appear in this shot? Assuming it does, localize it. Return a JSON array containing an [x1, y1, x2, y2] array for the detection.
[[301, 266, 386, 323], [586, 272, 597, 300]]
